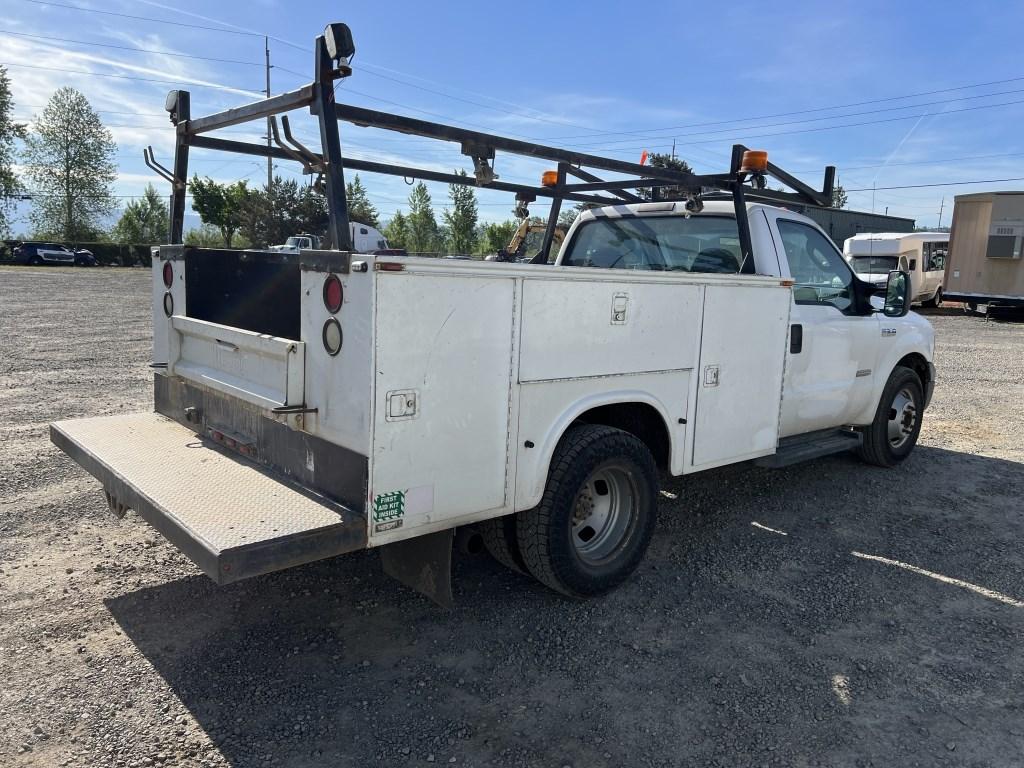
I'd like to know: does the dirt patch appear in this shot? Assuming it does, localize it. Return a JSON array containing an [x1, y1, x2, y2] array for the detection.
[[1, 268, 1022, 767]]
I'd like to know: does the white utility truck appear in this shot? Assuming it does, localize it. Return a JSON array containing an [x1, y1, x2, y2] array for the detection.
[[844, 232, 948, 307], [50, 24, 935, 606]]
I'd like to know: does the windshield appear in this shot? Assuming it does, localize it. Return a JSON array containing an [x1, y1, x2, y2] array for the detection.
[[849, 255, 898, 275], [284, 237, 306, 247]]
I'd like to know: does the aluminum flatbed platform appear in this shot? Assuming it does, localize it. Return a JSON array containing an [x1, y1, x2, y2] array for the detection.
[[50, 413, 366, 584]]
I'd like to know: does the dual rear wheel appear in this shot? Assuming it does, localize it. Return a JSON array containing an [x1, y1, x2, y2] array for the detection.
[[481, 424, 658, 597]]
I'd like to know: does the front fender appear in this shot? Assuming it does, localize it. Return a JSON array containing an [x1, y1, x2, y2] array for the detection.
[[850, 313, 935, 425]]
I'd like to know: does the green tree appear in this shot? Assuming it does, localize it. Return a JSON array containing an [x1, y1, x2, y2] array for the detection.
[[482, 220, 517, 254], [184, 223, 251, 249], [639, 152, 693, 201], [831, 185, 848, 209], [345, 174, 379, 227], [443, 170, 478, 255], [190, 176, 248, 247], [406, 182, 438, 253], [23, 87, 117, 240], [112, 184, 169, 244], [383, 211, 409, 249], [234, 176, 328, 248], [0, 66, 26, 237]]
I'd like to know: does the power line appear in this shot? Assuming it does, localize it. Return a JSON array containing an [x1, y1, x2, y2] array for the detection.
[[846, 177, 1024, 192], [545, 74, 1024, 142], [569, 87, 1024, 149], [0, 61, 259, 94], [16, 0, 268, 39], [799, 150, 1024, 174], [0, 29, 263, 66], [581, 95, 1024, 153]]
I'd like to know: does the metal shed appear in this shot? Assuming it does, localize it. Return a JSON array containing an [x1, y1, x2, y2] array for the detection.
[[943, 191, 1024, 307], [777, 204, 915, 247]]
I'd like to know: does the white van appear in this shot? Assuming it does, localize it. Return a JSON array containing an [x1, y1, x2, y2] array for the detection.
[[844, 232, 948, 307]]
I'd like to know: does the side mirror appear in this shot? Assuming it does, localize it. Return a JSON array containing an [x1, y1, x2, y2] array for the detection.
[[883, 270, 911, 317]]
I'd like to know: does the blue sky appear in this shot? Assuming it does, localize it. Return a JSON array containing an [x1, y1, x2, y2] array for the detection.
[[4, 0, 1024, 233]]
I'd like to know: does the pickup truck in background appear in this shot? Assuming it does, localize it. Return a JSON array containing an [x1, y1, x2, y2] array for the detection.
[[47, 22, 935, 607]]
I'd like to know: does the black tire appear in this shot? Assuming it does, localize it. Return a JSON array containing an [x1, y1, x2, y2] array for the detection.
[[516, 424, 657, 597], [858, 365, 924, 467], [29, 255, 43, 266], [479, 515, 527, 574], [922, 288, 942, 308]]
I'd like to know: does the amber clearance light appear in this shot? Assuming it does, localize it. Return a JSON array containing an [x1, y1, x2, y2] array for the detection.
[[540, 170, 558, 187], [740, 149, 769, 173]]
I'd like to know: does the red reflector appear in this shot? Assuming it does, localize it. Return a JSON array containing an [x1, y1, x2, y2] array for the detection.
[[323, 274, 343, 314], [162, 261, 173, 287], [376, 262, 404, 272]]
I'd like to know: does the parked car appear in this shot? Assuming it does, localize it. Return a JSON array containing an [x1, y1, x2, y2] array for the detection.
[[13, 242, 76, 266], [73, 248, 98, 267]]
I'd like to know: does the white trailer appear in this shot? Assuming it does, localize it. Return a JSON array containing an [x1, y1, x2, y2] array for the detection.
[[51, 23, 936, 605]]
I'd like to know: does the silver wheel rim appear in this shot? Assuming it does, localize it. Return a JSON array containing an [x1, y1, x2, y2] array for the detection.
[[887, 387, 917, 449], [571, 463, 638, 563]]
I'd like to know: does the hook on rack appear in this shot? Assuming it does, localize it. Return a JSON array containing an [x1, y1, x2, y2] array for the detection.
[[143, 146, 185, 189], [270, 116, 325, 176]]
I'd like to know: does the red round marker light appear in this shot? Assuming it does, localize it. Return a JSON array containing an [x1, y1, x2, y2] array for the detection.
[[323, 274, 343, 314], [162, 261, 173, 287], [322, 317, 343, 356]]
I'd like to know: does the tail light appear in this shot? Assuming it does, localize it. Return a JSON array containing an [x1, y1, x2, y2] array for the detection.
[[162, 261, 173, 287], [323, 274, 343, 313], [322, 317, 343, 355]]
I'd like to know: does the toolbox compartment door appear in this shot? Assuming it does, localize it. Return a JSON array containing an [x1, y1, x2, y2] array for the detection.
[[50, 413, 365, 584], [168, 315, 305, 410]]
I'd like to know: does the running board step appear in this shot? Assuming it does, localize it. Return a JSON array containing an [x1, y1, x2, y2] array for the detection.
[[50, 413, 366, 585], [755, 429, 862, 469]]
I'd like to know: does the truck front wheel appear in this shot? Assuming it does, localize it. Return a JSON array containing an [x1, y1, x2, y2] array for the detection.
[[516, 424, 657, 597], [858, 365, 924, 467]]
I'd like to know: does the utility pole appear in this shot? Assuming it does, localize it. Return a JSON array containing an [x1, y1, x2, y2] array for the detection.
[[938, 196, 945, 229], [265, 36, 272, 191]]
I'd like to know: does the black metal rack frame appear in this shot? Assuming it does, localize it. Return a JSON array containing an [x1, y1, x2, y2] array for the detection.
[[155, 24, 836, 264]]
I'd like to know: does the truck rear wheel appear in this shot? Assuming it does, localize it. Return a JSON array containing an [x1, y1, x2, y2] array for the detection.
[[479, 515, 527, 574], [858, 365, 924, 467], [516, 424, 657, 597]]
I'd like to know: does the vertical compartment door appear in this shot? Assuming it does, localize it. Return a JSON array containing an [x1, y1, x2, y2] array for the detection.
[[691, 284, 790, 469]]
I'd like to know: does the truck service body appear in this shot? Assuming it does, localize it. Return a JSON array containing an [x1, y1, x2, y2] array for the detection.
[[49, 23, 935, 604]]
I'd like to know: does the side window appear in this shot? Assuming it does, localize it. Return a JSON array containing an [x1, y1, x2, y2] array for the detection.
[[562, 215, 741, 272], [777, 219, 854, 312], [926, 242, 947, 271]]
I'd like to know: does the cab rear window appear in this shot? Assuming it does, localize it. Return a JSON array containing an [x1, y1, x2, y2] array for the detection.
[[562, 215, 741, 273]]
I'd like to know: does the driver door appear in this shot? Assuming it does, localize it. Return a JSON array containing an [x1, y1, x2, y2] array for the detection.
[[767, 214, 880, 437]]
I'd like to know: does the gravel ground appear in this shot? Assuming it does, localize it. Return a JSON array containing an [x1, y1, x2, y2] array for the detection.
[[1, 266, 1023, 768]]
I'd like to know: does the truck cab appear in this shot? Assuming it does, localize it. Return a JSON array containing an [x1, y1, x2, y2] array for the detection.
[[556, 202, 934, 440]]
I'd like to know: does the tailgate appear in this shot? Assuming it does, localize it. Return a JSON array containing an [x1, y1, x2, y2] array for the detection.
[[50, 413, 365, 584], [168, 315, 304, 410]]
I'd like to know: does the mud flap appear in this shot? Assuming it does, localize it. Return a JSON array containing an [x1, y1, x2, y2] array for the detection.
[[379, 528, 454, 608]]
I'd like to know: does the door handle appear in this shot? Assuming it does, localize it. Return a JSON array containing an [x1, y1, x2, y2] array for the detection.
[[790, 324, 803, 354]]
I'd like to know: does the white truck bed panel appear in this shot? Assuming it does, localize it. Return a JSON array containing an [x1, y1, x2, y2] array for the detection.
[[690, 284, 791, 469], [370, 274, 516, 542], [519, 280, 702, 381]]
